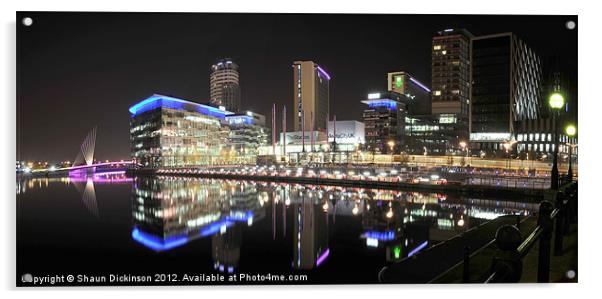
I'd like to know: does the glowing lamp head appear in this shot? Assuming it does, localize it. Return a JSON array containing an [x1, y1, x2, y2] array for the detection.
[[548, 93, 565, 109], [565, 125, 576, 137], [459, 141, 467, 148]]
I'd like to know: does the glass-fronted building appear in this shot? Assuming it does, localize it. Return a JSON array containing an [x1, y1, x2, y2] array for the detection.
[[470, 33, 542, 153], [224, 111, 269, 164], [405, 115, 447, 155], [361, 92, 408, 154], [129, 94, 232, 168]]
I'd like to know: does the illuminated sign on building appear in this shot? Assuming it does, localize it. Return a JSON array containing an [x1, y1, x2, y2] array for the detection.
[[368, 93, 381, 99], [438, 114, 457, 124], [470, 132, 512, 142], [395, 75, 404, 88], [327, 120, 365, 144]]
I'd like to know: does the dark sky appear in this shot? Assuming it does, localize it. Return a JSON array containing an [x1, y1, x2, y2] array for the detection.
[[16, 12, 577, 162]]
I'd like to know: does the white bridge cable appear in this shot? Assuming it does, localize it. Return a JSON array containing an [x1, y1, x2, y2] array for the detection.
[[72, 126, 98, 167]]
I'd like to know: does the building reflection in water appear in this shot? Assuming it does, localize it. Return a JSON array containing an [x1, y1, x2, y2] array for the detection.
[[290, 187, 329, 270], [131, 176, 266, 273], [129, 176, 539, 273]]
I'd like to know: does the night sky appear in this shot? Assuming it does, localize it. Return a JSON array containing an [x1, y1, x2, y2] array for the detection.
[[16, 12, 577, 162]]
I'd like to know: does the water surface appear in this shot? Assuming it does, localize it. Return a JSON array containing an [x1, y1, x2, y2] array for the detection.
[[17, 174, 538, 285]]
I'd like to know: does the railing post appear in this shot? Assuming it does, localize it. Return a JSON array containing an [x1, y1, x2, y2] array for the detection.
[[462, 245, 471, 283], [490, 225, 522, 282], [554, 192, 565, 256], [537, 201, 554, 282]]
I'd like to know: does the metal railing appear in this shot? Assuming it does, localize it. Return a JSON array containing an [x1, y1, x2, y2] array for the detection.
[[427, 215, 525, 283], [483, 182, 577, 283]]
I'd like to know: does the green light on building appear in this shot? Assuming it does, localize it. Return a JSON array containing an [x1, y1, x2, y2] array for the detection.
[[393, 246, 401, 259], [395, 76, 403, 88]]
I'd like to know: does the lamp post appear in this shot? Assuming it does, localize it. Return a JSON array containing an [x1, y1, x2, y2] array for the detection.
[[459, 141, 468, 168], [503, 140, 516, 172], [549, 92, 565, 190], [387, 140, 395, 164], [565, 124, 576, 182], [459, 141, 468, 157]]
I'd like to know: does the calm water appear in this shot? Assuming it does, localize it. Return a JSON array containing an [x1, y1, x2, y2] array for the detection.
[[17, 173, 538, 285]]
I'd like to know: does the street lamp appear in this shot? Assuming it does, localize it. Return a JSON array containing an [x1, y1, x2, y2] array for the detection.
[[565, 124, 576, 181], [387, 140, 395, 153], [549, 92, 565, 190], [459, 141, 468, 168], [387, 140, 395, 164], [503, 140, 517, 172], [459, 141, 468, 157]]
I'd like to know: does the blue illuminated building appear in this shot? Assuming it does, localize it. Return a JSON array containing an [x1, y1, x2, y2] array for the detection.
[[129, 94, 232, 168], [129, 94, 233, 119]]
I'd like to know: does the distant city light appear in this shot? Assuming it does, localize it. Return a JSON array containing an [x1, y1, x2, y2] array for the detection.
[[368, 93, 381, 99]]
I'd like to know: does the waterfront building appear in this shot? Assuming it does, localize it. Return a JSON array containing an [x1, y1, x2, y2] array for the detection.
[[431, 28, 473, 153], [224, 111, 269, 164], [511, 60, 577, 160], [470, 33, 543, 153], [210, 58, 241, 113], [129, 94, 231, 168], [515, 118, 576, 159], [257, 120, 364, 164], [327, 120, 365, 146], [405, 115, 447, 155], [361, 92, 408, 154], [386, 71, 431, 116], [293, 61, 331, 132], [278, 131, 329, 152]]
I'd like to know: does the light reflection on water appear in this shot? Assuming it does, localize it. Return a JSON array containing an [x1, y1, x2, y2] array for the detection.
[[17, 175, 539, 282]]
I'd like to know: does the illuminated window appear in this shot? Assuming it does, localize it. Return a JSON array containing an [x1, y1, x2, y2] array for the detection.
[[433, 45, 441, 50], [433, 90, 442, 96]]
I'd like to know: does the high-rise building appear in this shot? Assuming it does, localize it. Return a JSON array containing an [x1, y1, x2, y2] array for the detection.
[[470, 33, 542, 152], [293, 61, 331, 132], [386, 71, 431, 116], [210, 58, 241, 112], [431, 28, 473, 152], [361, 92, 408, 154]]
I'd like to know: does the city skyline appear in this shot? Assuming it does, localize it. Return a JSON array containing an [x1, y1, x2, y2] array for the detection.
[[17, 12, 577, 161]]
